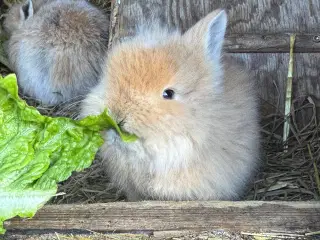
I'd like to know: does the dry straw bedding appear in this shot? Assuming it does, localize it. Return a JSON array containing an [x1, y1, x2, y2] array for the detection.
[[0, 0, 319, 204]]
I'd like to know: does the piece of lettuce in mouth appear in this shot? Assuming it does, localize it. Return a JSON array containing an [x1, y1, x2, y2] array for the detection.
[[0, 74, 137, 234]]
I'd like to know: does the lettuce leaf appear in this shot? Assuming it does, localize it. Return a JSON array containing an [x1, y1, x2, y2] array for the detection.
[[0, 74, 137, 234]]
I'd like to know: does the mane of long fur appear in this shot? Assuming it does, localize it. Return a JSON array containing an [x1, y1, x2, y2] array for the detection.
[[80, 11, 260, 201]]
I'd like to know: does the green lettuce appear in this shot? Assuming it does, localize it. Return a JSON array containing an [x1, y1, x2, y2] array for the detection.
[[0, 74, 137, 234]]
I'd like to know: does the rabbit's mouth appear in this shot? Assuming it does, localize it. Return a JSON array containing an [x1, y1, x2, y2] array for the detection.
[[104, 129, 126, 147], [117, 119, 130, 134], [116, 118, 138, 138], [105, 128, 137, 145], [103, 128, 145, 157]]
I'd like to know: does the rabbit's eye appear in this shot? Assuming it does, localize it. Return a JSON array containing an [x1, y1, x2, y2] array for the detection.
[[163, 89, 175, 100]]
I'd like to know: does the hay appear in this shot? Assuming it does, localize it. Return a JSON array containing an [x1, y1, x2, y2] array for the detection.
[[49, 94, 320, 203], [245, 96, 320, 201], [0, 0, 319, 204], [88, 0, 111, 13], [50, 156, 125, 204]]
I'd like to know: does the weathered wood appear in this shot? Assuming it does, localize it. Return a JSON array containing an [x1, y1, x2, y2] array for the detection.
[[7, 231, 315, 240], [108, 0, 320, 52], [224, 34, 320, 53], [4, 201, 320, 236], [229, 53, 320, 113], [108, 0, 320, 53], [111, 0, 320, 41], [3, 233, 150, 240], [5, 230, 314, 240], [114, 32, 320, 53]]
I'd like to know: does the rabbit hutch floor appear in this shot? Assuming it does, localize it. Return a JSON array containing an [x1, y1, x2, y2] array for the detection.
[[1, 0, 320, 239]]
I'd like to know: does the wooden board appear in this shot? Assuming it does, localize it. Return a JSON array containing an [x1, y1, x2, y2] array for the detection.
[[110, 0, 320, 53], [224, 34, 320, 53], [4, 201, 320, 238], [229, 53, 320, 112], [110, 0, 320, 37]]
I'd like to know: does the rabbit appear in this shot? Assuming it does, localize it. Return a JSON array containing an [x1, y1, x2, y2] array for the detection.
[[3, 0, 109, 105], [79, 9, 261, 201], [2, 0, 52, 34]]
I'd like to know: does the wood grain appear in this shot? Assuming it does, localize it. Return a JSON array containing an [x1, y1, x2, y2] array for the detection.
[[113, 32, 320, 53], [4, 201, 320, 235], [109, 0, 320, 53], [229, 53, 320, 113], [112, 0, 320, 40], [224, 34, 320, 53]]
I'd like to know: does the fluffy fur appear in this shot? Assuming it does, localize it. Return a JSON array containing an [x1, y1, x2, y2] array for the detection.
[[80, 9, 260, 201], [3, 0, 109, 105]]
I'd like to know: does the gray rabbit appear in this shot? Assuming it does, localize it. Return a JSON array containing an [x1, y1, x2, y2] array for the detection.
[[3, 0, 109, 105]]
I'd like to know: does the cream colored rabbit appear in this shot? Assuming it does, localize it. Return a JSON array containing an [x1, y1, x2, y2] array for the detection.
[[3, 0, 109, 105], [80, 9, 260, 201]]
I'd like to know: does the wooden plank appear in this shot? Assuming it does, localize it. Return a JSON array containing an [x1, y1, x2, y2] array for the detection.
[[7, 231, 316, 240], [115, 33, 320, 53], [4, 201, 320, 236], [108, 0, 320, 53], [229, 53, 320, 113], [111, 0, 320, 39], [5, 230, 316, 240], [4, 232, 151, 240], [110, 0, 320, 53], [224, 34, 320, 53]]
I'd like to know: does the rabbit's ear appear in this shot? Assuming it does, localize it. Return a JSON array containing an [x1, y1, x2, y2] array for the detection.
[[20, 0, 34, 21], [205, 10, 227, 63], [182, 9, 227, 64], [182, 9, 227, 93]]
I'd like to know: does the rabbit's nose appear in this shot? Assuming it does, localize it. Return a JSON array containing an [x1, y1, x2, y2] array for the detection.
[[118, 118, 133, 134], [118, 118, 126, 128], [108, 108, 128, 129], [108, 108, 122, 122]]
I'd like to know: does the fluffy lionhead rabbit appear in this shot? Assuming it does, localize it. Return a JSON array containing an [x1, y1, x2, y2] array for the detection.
[[80, 9, 260, 201], [3, 0, 109, 105]]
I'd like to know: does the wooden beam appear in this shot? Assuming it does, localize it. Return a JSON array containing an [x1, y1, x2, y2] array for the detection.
[[4, 201, 320, 236], [110, 0, 320, 36], [116, 33, 320, 53], [228, 53, 320, 112], [109, 0, 320, 53], [224, 34, 320, 53]]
